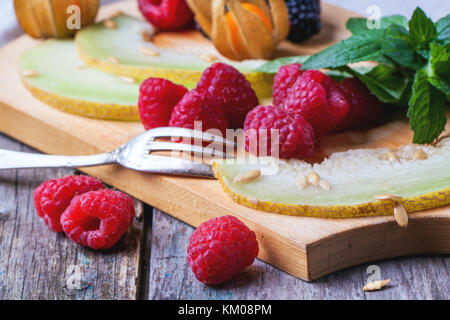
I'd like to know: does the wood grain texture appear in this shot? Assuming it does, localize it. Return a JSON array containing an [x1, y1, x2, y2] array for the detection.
[[0, 0, 449, 282], [148, 210, 449, 300], [0, 134, 146, 300]]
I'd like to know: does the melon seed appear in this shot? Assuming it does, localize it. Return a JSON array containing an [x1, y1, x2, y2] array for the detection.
[[319, 180, 331, 191], [140, 47, 159, 57], [109, 56, 120, 64], [21, 70, 40, 77], [307, 172, 320, 186], [200, 53, 218, 62], [142, 31, 153, 42], [363, 279, 391, 292], [296, 175, 308, 190], [414, 149, 428, 160], [103, 19, 117, 29], [374, 194, 402, 201], [233, 170, 261, 183], [119, 76, 136, 84], [394, 202, 408, 228], [385, 151, 398, 162]]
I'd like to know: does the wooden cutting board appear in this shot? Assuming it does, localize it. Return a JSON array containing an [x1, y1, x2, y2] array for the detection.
[[0, 0, 449, 281]]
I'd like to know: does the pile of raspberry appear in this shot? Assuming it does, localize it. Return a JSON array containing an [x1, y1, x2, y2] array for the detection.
[[34, 175, 135, 250], [244, 63, 383, 159], [138, 62, 259, 136], [138, 62, 383, 160]]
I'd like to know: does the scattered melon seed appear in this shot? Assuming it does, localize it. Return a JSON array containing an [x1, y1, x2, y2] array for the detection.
[[319, 180, 331, 191], [233, 170, 261, 183], [140, 46, 159, 57], [109, 56, 120, 64], [374, 194, 402, 201], [385, 150, 398, 162], [394, 202, 408, 228], [103, 19, 117, 29], [21, 69, 40, 77], [363, 279, 391, 292], [296, 175, 308, 190], [142, 31, 153, 42], [307, 172, 320, 186], [414, 149, 428, 160], [200, 53, 218, 62], [109, 10, 123, 18], [119, 76, 136, 84]]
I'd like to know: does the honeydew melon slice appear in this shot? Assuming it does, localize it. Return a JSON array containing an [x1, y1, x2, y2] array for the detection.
[[213, 139, 450, 218], [75, 15, 274, 98], [19, 40, 140, 121]]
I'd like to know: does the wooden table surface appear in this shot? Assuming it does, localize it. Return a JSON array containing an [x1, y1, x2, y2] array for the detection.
[[0, 0, 448, 300]]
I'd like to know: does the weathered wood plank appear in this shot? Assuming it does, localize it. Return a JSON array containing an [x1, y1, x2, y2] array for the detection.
[[0, 133, 145, 300], [149, 209, 449, 300]]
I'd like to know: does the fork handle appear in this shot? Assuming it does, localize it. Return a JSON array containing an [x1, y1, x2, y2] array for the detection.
[[0, 149, 116, 170]]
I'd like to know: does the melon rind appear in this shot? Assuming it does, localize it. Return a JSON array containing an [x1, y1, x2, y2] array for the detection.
[[213, 140, 450, 218], [75, 15, 274, 98], [19, 40, 140, 121]]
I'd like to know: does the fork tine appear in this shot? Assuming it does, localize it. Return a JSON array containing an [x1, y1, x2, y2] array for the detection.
[[146, 127, 236, 147], [148, 141, 232, 158]]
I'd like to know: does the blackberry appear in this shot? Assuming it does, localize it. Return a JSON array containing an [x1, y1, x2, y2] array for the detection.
[[285, 0, 321, 43]]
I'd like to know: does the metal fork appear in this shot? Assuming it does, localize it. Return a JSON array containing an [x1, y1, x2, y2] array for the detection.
[[0, 127, 236, 178]]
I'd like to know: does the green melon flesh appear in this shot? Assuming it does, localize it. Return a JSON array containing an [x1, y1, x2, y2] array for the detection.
[[214, 139, 450, 207], [19, 40, 139, 106], [75, 15, 268, 75]]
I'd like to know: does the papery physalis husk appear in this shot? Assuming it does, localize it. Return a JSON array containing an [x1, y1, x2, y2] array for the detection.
[[187, 0, 290, 61]]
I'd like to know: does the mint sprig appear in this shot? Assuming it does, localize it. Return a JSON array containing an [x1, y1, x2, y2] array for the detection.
[[256, 7, 450, 144]]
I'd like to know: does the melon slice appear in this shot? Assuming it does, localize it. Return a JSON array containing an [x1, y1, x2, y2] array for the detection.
[[75, 15, 274, 98], [213, 139, 450, 218], [19, 40, 140, 120]]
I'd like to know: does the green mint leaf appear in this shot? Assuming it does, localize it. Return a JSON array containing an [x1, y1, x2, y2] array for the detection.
[[407, 70, 447, 144], [342, 65, 410, 105], [382, 25, 425, 69], [427, 42, 450, 99], [409, 7, 437, 48], [436, 14, 450, 45], [301, 30, 387, 70], [254, 56, 309, 73], [346, 15, 408, 34]]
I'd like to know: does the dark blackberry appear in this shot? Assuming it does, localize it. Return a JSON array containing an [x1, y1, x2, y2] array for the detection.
[[285, 0, 321, 43]]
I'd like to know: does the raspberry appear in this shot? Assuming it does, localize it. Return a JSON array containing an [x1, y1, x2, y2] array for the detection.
[[196, 63, 259, 129], [169, 89, 229, 136], [281, 70, 350, 136], [335, 78, 384, 131], [138, 0, 194, 31], [187, 215, 259, 285], [138, 78, 188, 130], [60, 190, 135, 250], [33, 175, 104, 232], [273, 63, 303, 106], [244, 105, 315, 159]]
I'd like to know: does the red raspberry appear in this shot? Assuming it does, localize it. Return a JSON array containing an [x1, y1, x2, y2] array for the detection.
[[60, 190, 135, 250], [138, 78, 188, 130], [187, 215, 259, 285], [244, 105, 315, 159], [196, 63, 259, 129], [335, 78, 384, 131], [281, 70, 350, 136], [273, 63, 303, 106], [33, 175, 104, 232], [169, 89, 229, 136], [138, 0, 194, 31]]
